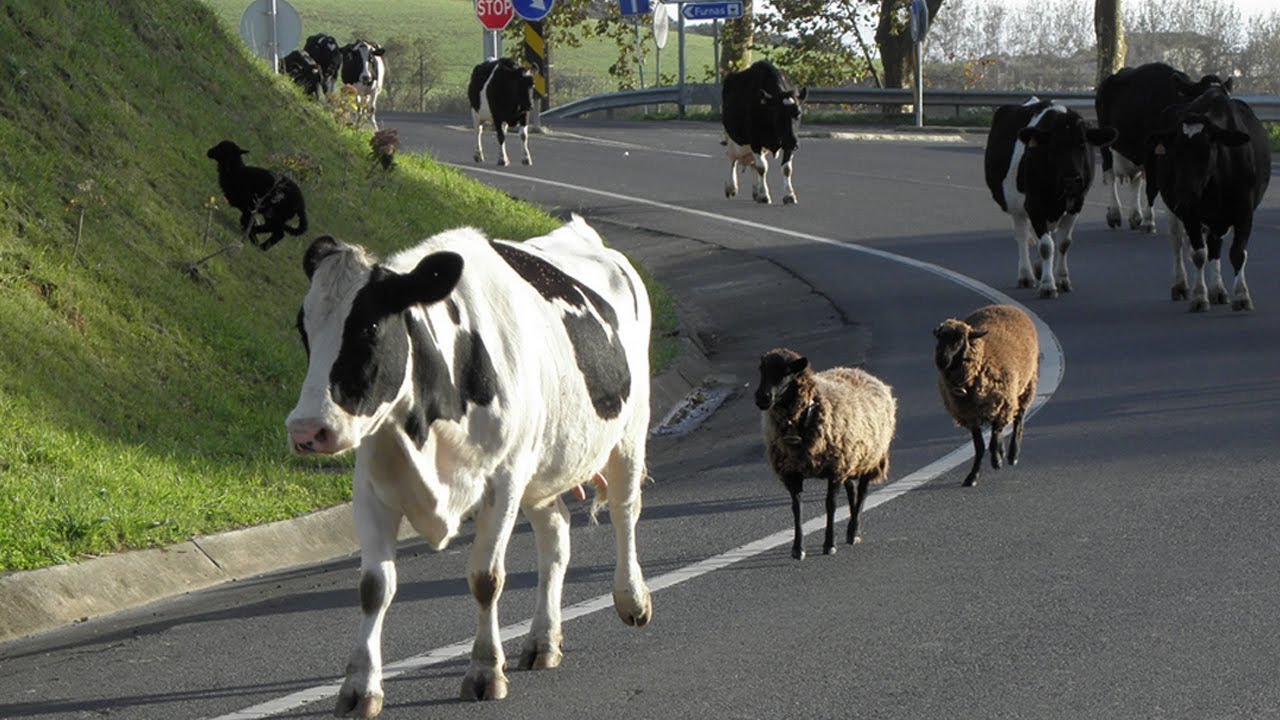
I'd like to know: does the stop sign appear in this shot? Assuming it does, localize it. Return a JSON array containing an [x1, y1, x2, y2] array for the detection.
[[475, 0, 514, 30]]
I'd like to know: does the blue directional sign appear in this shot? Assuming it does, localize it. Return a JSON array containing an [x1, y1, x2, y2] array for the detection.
[[620, 0, 651, 16], [511, 0, 554, 21], [681, 1, 742, 20]]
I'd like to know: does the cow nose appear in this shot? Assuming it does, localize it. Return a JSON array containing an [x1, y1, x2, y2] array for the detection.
[[288, 419, 335, 455]]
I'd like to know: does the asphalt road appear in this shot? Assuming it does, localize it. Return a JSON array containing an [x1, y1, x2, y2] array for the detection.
[[2, 112, 1278, 720]]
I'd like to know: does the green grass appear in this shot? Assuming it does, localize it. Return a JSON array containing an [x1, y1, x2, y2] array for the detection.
[[200, 0, 721, 110], [0, 1, 675, 572]]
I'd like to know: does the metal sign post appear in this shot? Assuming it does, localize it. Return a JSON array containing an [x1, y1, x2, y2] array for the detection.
[[910, 0, 930, 128]]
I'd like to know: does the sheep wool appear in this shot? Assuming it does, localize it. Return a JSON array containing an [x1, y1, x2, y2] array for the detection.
[[933, 304, 1039, 487], [755, 348, 897, 560]]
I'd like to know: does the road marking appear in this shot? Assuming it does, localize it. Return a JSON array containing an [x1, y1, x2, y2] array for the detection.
[[211, 168, 1064, 720], [445, 124, 717, 158]]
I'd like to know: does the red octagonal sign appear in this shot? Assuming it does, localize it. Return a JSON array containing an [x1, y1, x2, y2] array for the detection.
[[475, 0, 515, 30]]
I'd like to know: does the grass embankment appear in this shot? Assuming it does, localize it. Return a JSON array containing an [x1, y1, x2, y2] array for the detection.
[[0, 1, 675, 573], [201, 0, 720, 110]]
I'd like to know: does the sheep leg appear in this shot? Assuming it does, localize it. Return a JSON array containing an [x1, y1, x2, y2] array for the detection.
[[989, 422, 1006, 470], [784, 474, 805, 560], [1008, 410, 1026, 466], [962, 426, 984, 487], [845, 474, 873, 546], [822, 481, 838, 556]]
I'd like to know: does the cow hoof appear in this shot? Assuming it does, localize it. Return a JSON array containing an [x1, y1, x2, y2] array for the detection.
[[792, 547, 806, 560], [1057, 279, 1072, 293], [1232, 298, 1254, 312], [724, 183, 736, 198], [1209, 290, 1229, 305], [1128, 212, 1145, 230], [334, 688, 384, 718], [614, 586, 652, 627], [1141, 221, 1157, 235], [1105, 209, 1122, 228], [822, 544, 836, 556], [497, 159, 509, 167], [1017, 277, 1036, 289], [473, 153, 484, 163], [460, 671, 509, 702], [755, 196, 771, 205], [517, 642, 563, 670], [1038, 287, 1058, 299], [1190, 299, 1210, 313], [1171, 284, 1189, 301], [783, 195, 796, 205], [522, 157, 532, 166], [962, 474, 978, 488]]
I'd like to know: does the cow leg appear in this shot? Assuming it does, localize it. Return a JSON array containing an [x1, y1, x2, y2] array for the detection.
[[725, 157, 740, 198], [780, 148, 797, 205], [1186, 220, 1211, 312], [1033, 217, 1058, 299], [495, 123, 510, 167], [1012, 214, 1037, 289], [1103, 167, 1123, 229], [335, 477, 402, 719], [822, 480, 838, 555], [604, 434, 654, 625], [473, 117, 486, 163], [1229, 224, 1253, 311], [1206, 233, 1230, 306], [963, 426, 984, 487], [519, 124, 532, 166], [751, 150, 771, 204], [1169, 214, 1190, 300], [461, 474, 523, 702], [1052, 213, 1077, 293], [517, 497, 569, 671], [1135, 172, 1156, 233], [784, 473, 805, 559]]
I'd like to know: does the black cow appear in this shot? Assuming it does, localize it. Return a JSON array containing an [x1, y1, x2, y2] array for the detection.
[[281, 49, 322, 99], [721, 60, 808, 204], [206, 140, 307, 251], [1149, 87, 1271, 312], [303, 33, 342, 95], [1095, 62, 1232, 232], [468, 58, 535, 167], [340, 39, 386, 130], [984, 99, 1117, 298]]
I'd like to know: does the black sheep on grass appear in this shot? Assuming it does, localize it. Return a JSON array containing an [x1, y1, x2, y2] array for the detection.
[[206, 140, 307, 251]]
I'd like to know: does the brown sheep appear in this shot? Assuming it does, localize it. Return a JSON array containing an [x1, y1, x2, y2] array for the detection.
[[755, 348, 897, 560], [933, 304, 1039, 487]]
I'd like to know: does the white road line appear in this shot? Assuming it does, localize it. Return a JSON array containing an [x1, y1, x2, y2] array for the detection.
[[210, 169, 1064, 720]]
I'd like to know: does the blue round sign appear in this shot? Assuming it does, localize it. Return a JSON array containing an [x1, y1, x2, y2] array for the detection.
[[511, 0, 554, 21]]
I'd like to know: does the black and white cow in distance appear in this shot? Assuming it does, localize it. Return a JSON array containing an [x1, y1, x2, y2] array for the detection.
[[286, 216, 653, 716], [468, 57, 535, 166], [721, 60, 808, 204], [303, 33, 342, 95], [1149, 87, 1271, 312], [984, 98, 1117, 298], [281, 49, 322, 99], [340, 39, 386, 130], [1095, 62, 1232, 232]]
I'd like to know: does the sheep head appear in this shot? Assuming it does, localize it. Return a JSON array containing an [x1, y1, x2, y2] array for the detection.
[[206, 140, 249, 166], [754, 347, 811, 411], [933, 320, 988, 378]]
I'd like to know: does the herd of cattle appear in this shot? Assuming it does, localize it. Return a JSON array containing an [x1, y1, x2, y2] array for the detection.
[[201, 48, 1275, 717]]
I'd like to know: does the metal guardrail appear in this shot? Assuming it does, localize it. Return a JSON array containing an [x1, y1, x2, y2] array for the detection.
[[543, 84, 1280, 122]]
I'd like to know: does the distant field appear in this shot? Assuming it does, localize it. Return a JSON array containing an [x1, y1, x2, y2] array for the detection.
[[201, 0, 719, 110]]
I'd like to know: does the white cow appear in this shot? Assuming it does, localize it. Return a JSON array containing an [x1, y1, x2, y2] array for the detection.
[[286, 216, 654, 717], [340, 40, 386, 130]]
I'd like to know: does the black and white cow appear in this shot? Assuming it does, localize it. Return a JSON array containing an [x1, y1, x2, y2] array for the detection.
[[468, 58, 535, 167], [304, 33, 342, 95], [282, 49, 323, 100], [721, 60, 808, 204], [984, 98, 1118, 297], [340, 39, 386, 130], [286, 216, 653, 716], [1149, 87, 1271, 312], [1095, 62, 1232, 232]]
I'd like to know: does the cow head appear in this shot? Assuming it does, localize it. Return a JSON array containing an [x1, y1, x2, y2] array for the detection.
[[283, 50, 323, 98], [1017, 110, 1117, 202], [341, 40, 385, 89], [287, 236, 464, 455], [1174, 71, 1233, 98], [1149, 110, 1252, 211], [759, 86, 808, 151], [754, 348, 809, 411]]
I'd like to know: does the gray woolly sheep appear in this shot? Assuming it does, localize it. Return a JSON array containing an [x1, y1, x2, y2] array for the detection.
[[933, 304, 1039, 487], [755, 348, 897, 560]]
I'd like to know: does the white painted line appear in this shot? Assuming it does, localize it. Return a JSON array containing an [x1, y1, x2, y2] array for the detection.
[[211, 168, 1064, 720], [445, 124, 716, 159]]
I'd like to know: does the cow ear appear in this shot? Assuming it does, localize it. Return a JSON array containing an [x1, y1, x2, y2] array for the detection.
[[1213, 128, 1252, 147], [1223, 77, 1234, 93], [1172, 72, 1195, 95], [303, 236, 345, 280], [401, 251, 464, 308], [759, 88, 773, 103], [373, 45, 386, 56], [1018, 127, 1047, 148], [796, 87, 808, 102], [1087, 127, 1119, 147]]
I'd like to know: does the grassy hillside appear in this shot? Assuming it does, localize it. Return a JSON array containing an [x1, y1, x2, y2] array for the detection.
[[201, 0, 720, 110], [0, 1, 670, 572]]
